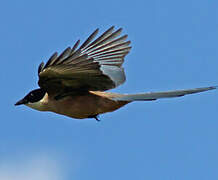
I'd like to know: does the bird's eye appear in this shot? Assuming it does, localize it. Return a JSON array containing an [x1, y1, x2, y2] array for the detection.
[[30, 93, 34, 96]]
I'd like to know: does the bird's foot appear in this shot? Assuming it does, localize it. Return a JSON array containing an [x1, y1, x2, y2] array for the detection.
[[88, 114, 100, 122]]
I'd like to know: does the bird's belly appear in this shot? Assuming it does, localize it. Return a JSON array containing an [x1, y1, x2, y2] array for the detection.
[[51, 96, 97, 119], [49, 93, 128, 119]]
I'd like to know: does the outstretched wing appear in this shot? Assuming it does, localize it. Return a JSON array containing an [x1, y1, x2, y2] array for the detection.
[[38, 26, 131, 94]]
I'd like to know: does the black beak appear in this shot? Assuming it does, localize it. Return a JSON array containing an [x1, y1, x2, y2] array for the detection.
[[15, 98, 27, 106]]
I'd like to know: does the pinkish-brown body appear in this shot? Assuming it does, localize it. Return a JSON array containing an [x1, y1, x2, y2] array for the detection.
[[35, 91, 129, 119]]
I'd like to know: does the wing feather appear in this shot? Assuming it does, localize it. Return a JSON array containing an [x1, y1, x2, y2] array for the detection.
[[38, 26, 131, 94], [85, 26, 115, 50], [82, 28, 123, 54], [43, 52, 58, 69], [54, 47, 71, 65], [79, 29, 99, 50], [71, 40, 80, 54]]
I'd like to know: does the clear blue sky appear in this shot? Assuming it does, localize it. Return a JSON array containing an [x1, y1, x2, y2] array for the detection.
[[1, 0, 218, 179]]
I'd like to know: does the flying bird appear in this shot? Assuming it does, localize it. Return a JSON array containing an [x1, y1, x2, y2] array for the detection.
[[15, 26, 216, 121]]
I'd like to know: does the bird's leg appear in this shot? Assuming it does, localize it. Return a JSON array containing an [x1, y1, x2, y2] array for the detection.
[[88, 114, 100, 122], [94, 115, 100, 122]]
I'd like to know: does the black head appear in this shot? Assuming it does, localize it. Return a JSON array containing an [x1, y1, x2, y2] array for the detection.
[[15, 88, 46, 106]]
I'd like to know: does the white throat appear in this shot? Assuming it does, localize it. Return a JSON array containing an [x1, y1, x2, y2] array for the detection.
[[25, 94, 48, 111]]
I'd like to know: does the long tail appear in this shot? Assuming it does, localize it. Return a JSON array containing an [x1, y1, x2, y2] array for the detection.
[[111, 86, 217, 101]]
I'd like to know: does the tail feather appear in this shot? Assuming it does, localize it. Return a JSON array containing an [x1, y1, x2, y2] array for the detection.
[[111, 86, 217, 102]]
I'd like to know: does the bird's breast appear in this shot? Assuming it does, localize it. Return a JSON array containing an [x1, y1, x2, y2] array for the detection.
[[48, 92, 128, 119]]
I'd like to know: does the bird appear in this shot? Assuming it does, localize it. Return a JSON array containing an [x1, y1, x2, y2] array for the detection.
[[15, 26, 216, 121]]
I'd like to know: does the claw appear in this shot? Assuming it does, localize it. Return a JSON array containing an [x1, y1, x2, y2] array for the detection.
[[88, 114, 100, 121], [94, 115, 100, 122]]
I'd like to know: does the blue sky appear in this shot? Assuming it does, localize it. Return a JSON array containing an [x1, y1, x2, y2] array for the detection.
[[1, 0, 218, 179]]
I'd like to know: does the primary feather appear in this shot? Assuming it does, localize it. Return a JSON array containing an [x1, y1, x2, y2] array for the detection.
[[38, 26, 131, 94]]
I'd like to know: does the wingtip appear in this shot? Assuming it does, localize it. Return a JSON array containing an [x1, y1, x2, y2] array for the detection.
[[38, 62, 45, 74], [109, 26, 115, 31], [116, 27, 123, 33], [94, 28, 99, 34]]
